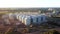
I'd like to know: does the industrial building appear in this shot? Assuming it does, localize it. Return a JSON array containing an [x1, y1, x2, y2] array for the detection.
[[2, 13, 48, 26]]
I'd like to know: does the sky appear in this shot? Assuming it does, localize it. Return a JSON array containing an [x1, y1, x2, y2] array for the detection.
[[0, 0, 60, 8]]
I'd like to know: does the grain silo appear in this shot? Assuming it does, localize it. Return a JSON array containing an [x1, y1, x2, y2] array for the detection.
[[38, 14, 48, 24], [31, 15, 38, 25], [24, 16, 31, 26], [41, 15, 48, 22], [22, 15, 26, 23], [16, 14, 20, 19], [18, 15, 23, 21], [37, 15, 41, 24]]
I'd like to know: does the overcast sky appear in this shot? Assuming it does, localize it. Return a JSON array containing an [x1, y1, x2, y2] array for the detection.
[[0, 0, 60, 8]]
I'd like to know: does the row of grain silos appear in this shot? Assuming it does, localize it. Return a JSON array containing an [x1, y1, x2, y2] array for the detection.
[[2, 13, 48, 26], [16, 14, 48, 26]]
